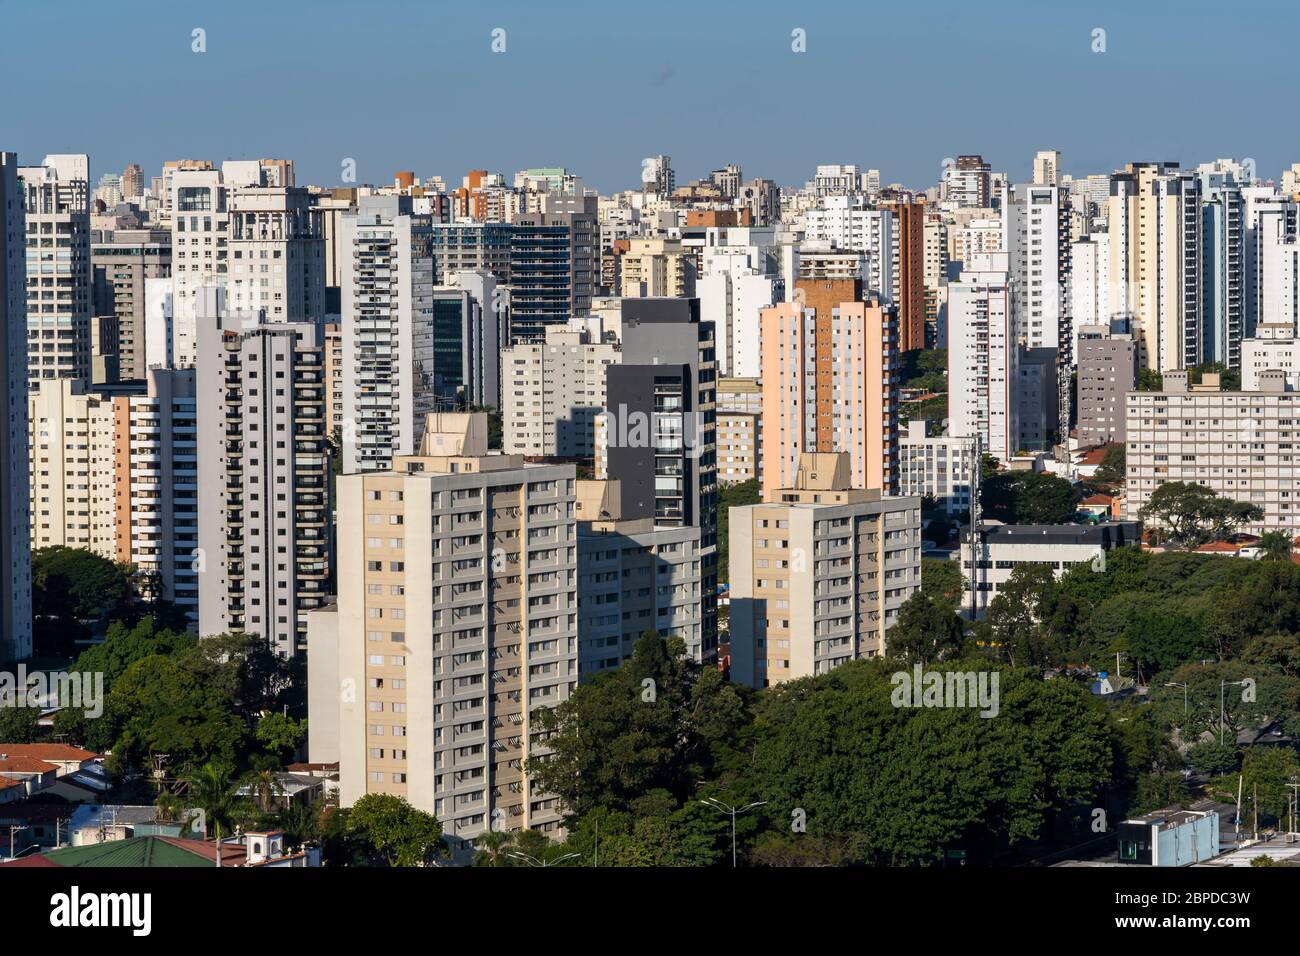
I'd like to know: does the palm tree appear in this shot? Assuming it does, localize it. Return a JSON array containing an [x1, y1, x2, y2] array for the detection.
[[242, 766, 284, 814], [155, 789, 184, 824], [184, 762, 245, 853], [276, 801, 320, 850], [1258, 530, 1293, 562], [472, 829, 516, 867]]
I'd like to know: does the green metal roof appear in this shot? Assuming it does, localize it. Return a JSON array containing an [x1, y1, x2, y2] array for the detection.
[[40, 837, 213, 868]]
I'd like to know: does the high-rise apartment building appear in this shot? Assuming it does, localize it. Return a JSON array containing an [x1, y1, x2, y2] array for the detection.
[[91, 228, 171, 381], [1077, 322, 1137, 446], [1242, 321, 1300, 391], [431, 270, 505, 411], [196, 289, 331, 657], [21, 154, 92, 388], [948, 253, 1019, 460], [760, 278, 899, 498], [226, 186, 326, 322], [598, 298, 718, 662], [165, 167, 228, 368], [576, 479, 707, 675], [340, 195, 436, 474], [28, 371, 199, 617], [1033, 150, 1062, 186], [121, 163, 144, 200], [315, 412, 577, 849], [618, 237, 694, 298], [883, 199, 927, 351], [502, 322, 619, 458], [0, 153, 32, 661], [508, 195, 597, 342], [717, 376, 763, 485], [944, 155, 991, 208], [803, 197, 894, 302], [728, 452, 922, 688], [1106, 162, 1186, 372], [695, 228, 781, 378], [429, 222, 512, 285]]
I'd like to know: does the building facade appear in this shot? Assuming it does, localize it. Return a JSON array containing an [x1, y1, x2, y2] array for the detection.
[[729, 453, 921, 688]]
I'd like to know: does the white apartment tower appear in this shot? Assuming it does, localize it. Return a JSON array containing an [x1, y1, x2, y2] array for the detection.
[[1003, 183, 1071, 438], [165, 168, 229, 368], [948, 253, 1019, 461], [20, 154, 92, 389], [226, 186, 326, 322], [803, 197, 895, 302], [340, 195, 436, 473]]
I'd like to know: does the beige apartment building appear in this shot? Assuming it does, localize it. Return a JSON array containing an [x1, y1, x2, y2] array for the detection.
[[728, 453, 922, 688], [717, 410, 759, 484], [1126, 370, 1300, 536], [28, 378, 116, 554], [315, 413, 578, 850], [29, 370, 199, 615], [1106, 163, 1185, 371], [760, 278, 899, 499], [717, 376, 762, 485], [618, 238, 694, 298]]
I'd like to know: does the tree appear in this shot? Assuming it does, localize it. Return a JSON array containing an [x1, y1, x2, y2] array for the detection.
[[1137, 367, 1163, 392], [981, 471, 1078, 525], [1188, 740, 1238, 777], [472, 829, 517, 867], [748, 660, 1114, 865], [1257, 530, 1293, 562], [277, 801, 321, 850], [0, 705, 42, 743], [886, 592, 964, 663], [255, 712, 307, 766], [985, 564, 1059, 667], [32, 546, 132, 623], [345, 793, 445, 866], [1138, 482, 1262, 548], [184, 762, 247, 844], [1093, 444, 1126, 484], [921, 558, 963, 609], [527, 632, 750, 819]]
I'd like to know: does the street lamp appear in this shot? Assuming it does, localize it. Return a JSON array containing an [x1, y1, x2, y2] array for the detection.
[[700, 797, 767, 868], [503, 849, 580, 868]]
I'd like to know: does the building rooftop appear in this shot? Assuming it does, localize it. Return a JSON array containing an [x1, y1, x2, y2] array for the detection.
[[962, 521, 1142, 547]]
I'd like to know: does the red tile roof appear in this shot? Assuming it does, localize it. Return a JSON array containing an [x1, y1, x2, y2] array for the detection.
[[0, 756, 58, 774], [155, 836, 247, 867], [0, 744, 97, 762]]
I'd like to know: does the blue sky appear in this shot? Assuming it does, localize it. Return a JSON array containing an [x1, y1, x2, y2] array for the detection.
[[5, 0, 1299, 193]]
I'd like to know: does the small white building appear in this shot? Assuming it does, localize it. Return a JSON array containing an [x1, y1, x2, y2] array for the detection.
[[960, 520, 1142, 615]]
